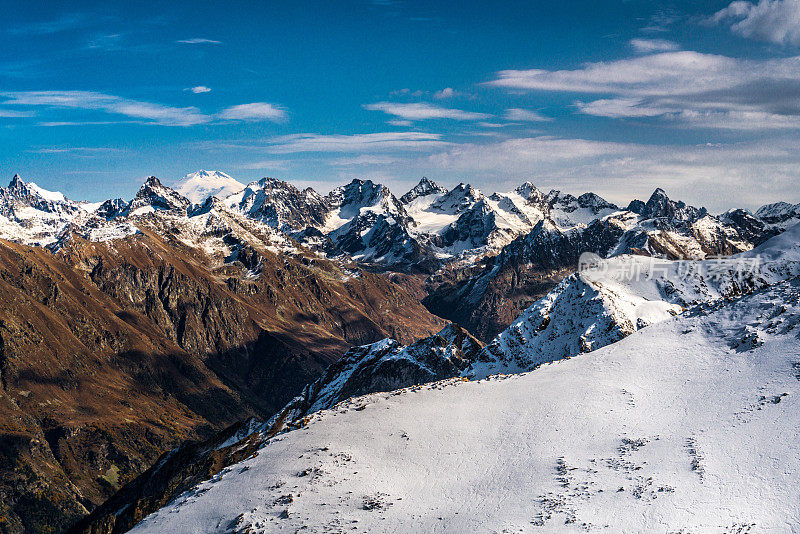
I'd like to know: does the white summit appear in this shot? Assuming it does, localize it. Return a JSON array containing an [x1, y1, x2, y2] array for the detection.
[[173, 170, 245, 204]]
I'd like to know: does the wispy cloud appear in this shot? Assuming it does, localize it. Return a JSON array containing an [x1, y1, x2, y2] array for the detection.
[[86, 33, 127, 51], [187, 86, 212, 94], [502, 108, 551, 122], [236, 159, 290, 170], [0, 109, 31, 118], [266, 132, 448, 153], [2, 91, 208, 126], [29, 146, 122, 155], [712, 0, 800, 46], [328, 155, 400, 166], [176, 38, 221, 44], [1, 91, 289, 126], [630, 38, 680, 53], [7, 13, 95, 36], [488, 51, 800, 130], [433, 87, 458, 99], [364, 102, 491, 120], [218, 102, 287, 122]]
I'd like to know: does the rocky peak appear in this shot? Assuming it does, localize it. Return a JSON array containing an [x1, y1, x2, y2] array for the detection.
[[331, 179, 391, 206], [8, 173, 25, 190], [0, 174, 76, 219], [400, 177, 448, 204], [126, 176, 191, 215], [628, 188, 707, 222], [227, 178, 328, 231], [430, 182, 483, 213], [95, 198, 128, 220], [755, 201, 800, 225], [576, 192, 617, 211], [515, 182, 544, 203]]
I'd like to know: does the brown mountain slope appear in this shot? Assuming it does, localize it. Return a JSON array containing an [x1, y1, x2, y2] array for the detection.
[[0, 227, 444, 533]]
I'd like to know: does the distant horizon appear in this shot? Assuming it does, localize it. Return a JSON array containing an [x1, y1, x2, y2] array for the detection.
[[3, 168, 788, 216], [5, 1, 800, 212]]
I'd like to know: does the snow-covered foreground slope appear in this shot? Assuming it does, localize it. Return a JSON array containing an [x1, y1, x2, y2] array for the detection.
[[131, 272, 800, 533]]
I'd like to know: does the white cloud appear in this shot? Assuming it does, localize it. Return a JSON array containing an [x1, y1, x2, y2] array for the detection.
[[187, 86, 211, 94], [426, 136, 633, 171], [630, 38, 680, 53], [576, 98, 676, 118], [364, 102, 491, 120], [7, 13, 94, 36], [488, 51, 800, 129], [1, 91, 209, 126], [502, 108, 551, 122], [487, 52, 758, 95], [2, 91, 289, 126], [712, 0, 800, 46], [266, 132, 448, 153], [433, 87, 457, 99], [176, 38, 221, 44], [0, 109, 31, 118], [387, 119, 413, 126], [236, 160, 290, 170], [329, 155, 400, 166], [219, 102, 287, 122]]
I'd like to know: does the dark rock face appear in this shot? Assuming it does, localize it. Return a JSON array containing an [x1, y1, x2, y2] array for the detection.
[[627, 188, 707, 222], [439, 201, 497, 249], [69, 324, 481, 534], [271, 323, 482, 423], [0, 223, 445, 532], [95, 198, 127, 220]]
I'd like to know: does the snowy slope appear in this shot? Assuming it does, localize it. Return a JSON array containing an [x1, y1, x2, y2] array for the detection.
[[756, 201, 800, 232], [173, 170, 245, 204], [470, 223, 800, 378], [130, 272, 800, 533], [263, 323, 481, 436]]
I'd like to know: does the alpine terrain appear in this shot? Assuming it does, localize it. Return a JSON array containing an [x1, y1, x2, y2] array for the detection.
[[0, 170, 793, 533], [125, 223, 800, 533]]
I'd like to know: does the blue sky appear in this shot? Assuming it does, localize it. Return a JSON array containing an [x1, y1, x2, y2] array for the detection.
[[3, 0, 800, 211]]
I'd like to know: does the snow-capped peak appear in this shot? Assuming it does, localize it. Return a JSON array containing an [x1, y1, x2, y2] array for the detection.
[[514, 181, 543, 202], [173, 170, 245, 204], [4, 174, 68, 204], [125, 176, 191, 216], [400, 177, 448, 204]]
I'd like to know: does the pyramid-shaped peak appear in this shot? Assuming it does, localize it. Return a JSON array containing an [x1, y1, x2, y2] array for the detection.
[[400, 177, 448, 203], [9, 174, 25, 188], [142, 176, 163, 188]]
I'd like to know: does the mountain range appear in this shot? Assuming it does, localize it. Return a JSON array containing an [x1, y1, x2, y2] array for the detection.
[[0, 172, 779, 338], [0, 169, 794, 532]]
